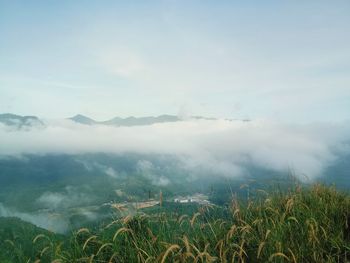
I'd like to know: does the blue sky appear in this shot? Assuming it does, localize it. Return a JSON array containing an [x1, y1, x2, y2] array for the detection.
[[0, 1, 349, 121]]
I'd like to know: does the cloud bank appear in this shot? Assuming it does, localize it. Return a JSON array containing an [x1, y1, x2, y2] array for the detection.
[[0, 119, 349, 180]]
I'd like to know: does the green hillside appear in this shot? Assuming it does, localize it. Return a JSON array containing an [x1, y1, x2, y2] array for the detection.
[[1, 184, 349, 262], [0, 217, 62, 262]]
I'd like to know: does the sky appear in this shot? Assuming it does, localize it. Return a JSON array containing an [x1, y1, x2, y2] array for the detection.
[[0, 1, 349, 121]]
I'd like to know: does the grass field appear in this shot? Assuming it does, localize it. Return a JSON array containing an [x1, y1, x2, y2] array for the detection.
[[1, 183, 350, 262]]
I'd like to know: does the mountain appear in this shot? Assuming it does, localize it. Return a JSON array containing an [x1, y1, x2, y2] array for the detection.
[[68, 114, 229, 126], [69, 114, 97, 125], [1, 113, 244, 128], [102, 114, 180, 126], [69, 114, 181, 126], [0, 113, 43, 128]]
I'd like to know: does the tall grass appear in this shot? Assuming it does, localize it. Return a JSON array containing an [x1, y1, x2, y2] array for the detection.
[[5, 184, 350, 262]]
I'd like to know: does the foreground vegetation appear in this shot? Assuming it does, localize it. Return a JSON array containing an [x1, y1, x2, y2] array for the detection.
[[1, 184, 350, 262]]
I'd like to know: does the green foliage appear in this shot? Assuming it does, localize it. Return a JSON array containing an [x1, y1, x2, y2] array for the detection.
[[1, 184, 350, 262], [0, 217, 62, 262]]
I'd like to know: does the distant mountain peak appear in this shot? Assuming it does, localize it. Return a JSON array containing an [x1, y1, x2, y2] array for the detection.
[[0, 113, 43, 128], [69, 114, 96, 125]]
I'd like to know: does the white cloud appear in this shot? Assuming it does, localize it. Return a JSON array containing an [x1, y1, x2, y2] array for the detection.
[[104, 167, 119, 178], [137, 160, 171, 186], [76, 159, 121, 178], [36, 186, 93, 209], [0, 119, 349, 181]]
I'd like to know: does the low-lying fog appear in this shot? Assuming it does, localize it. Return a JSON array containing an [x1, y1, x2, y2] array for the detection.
[[1, 118, 349, 180]]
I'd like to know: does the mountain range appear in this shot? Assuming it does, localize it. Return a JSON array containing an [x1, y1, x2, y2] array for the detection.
[[69, 114, 181, 126], [0, 113, 232, 128]]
